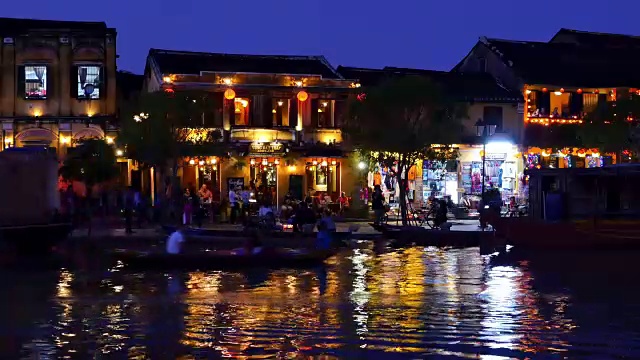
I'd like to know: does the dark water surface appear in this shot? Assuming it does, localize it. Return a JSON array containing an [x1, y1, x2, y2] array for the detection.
[[1, 247, 640, 359]]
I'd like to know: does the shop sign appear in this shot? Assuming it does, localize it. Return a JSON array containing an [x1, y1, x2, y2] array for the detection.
[[485, 153, 506, 160], [227, 177, 244, 192], [249, 142, 285, 155]]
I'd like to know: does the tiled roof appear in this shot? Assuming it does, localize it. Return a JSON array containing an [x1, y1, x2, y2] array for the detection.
[[0, 17, 114, 35], [483, 35, 640, 87], [337, 65, 522, 102], [336, 66, 389, 86], [149, 49, 342, 79], [550, 28, 640, 48]]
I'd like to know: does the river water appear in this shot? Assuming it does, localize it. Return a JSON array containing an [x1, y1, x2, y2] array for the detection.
[[2, 247, 640, 359]]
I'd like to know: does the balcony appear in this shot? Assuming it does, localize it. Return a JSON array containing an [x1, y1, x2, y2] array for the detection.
[[526, 114, 584, 126], [302, 129, 342, 145], [229, 128, 296, 143]]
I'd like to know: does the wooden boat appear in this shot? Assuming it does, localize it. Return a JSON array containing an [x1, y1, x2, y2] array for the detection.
[[491, 217, 640, 251], [370, 223, 494, 248], [161, 224, 354, 241], [110, 248, 337, 270], [0, 223, 73, 254]]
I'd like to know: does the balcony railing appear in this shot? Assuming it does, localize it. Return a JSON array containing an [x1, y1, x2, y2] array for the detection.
[[229, 127, 296, 143], [526, 115, 584, 126], [303, 129, 342, 145]]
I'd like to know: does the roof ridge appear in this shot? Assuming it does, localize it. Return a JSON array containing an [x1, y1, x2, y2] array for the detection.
[[0, 17, 107, 25], [558, 28, 640, 39], [484, 37, 547, 45], [337, 66, 384, 71], [150, 48, 326, 61]]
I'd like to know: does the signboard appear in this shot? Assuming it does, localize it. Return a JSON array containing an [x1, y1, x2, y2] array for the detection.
[[485, 153, 506, 160], [227, 177, 244, 192], [249, 142, 285, 156]]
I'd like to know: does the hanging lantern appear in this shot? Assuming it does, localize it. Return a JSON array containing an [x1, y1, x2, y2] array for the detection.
[[224, 89, 236, 100], [560, 88, 565, 93], [297, 91, 309, 102], [577, 89, 583, 94], [542, 87, 548, 92]]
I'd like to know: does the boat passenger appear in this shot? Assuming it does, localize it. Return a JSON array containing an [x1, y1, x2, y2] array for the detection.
[[234, 235, 264, 255], [316, 221, 332, 250], [319, 209, 336, 232], [166, 226, 186, 254]]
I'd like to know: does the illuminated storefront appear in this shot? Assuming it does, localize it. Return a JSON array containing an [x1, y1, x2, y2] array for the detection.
[[526, 147, 615, 169], [306, 158, 341, 196], [459, 141, 524, 202]]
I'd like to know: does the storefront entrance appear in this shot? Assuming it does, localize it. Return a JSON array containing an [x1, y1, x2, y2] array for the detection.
[[250, 158, 278, 205], [306, 159, 340, 199]]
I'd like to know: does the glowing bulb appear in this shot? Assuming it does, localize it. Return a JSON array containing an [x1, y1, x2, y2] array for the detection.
[[277, 101, 284, 106], [162, 76, 172, 84], [116, 149, 124, 156], [189, 159, 195, 165], [222, 77, 232, 85], [105, 136, 114, 144], [358, 161, 366, 170]]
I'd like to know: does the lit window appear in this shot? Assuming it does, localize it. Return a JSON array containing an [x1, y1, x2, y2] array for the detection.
[[272, 99, 289, 127], [315, 99, 334, 128], [24, 65, 47, 99], [234, 98, 250, 126], [77, 65, 102, 99]]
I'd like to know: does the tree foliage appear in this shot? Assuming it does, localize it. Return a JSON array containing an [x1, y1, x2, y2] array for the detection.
[[118, 90, 225, 169], [578, 94, 640, 156], [344, 75, 467, 225], [59, 138, 119, 187]]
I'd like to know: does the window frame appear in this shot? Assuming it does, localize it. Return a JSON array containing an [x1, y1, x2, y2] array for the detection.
[[75, 64, 104, 100], [22, 64, 49, 100]]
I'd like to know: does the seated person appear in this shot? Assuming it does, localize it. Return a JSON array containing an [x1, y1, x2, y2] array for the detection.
[[318, 209, 336, 232], [292, 202, 316, 232], [338, 192, 349, 210], [258, 202, 273, 217], [233, 235, 264, 255], [316, 220, 332, 250], [166, 226, 186, 254]]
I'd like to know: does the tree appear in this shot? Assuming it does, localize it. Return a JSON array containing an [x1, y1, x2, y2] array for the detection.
[[118, 90, 224, 170], [578, 94, 640, 161], [59, 138, 119, 236], [344, 75, 466, 225]]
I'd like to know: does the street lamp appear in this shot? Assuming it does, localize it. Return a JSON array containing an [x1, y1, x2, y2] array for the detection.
[[475, 118, 497, 198]]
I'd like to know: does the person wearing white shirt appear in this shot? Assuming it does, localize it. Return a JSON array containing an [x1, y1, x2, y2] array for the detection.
[[166, 227, 185, 254]]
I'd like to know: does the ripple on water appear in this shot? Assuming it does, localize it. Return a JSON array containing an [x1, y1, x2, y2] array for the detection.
[[2, 247, 640, 358]]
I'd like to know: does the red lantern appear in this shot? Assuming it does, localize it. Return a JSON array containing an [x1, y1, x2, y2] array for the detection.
[[542, 88, 548, 92], [577, 89, 583, 94]]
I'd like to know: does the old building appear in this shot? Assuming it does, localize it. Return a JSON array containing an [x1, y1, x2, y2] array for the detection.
[[0, 17, 117, 153], [453, 28, 640, 168], [143, 49, 358, 205], [337, 65, 524, 205]]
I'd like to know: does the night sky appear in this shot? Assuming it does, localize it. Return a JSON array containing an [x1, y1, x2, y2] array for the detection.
[[5, 0, 640, 74]]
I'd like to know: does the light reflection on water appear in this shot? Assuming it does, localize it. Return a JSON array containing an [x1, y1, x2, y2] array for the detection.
[[2, 248, 640, 358]]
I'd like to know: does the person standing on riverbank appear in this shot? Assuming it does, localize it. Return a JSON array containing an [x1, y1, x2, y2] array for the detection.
[[371, 185, 385, 225]]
